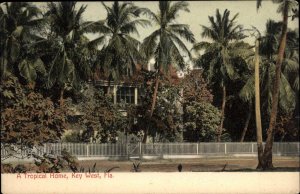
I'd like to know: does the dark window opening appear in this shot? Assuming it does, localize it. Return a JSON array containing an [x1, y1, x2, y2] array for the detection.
[[117, 87, 135, 104]]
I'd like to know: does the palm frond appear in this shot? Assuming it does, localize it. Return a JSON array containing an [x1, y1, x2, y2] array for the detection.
[[120, 19, 151, 36], [279, 73, 296, 112], [201, 25, 218, 40], [168, 32, 193, 59], [87, 36, 106, 50], [138, 7, 159, 24], [167, 1, 189, 22], [168, 24, 195, 43], [228, 42, 254, 58], [257, 0, 263, 10], [192, 42, 212, 51], [239, 76, 255, 102], [80, 20, 111, 34], [140, 29, 160, 59], [293, 76, 299, 90], [283, 57, 299, 73]]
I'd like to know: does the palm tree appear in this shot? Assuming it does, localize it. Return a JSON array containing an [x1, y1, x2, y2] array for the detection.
[[90, 1, 151, 91], [258, 0, 298, 169], [240, 18, 297, 169], [193, 9, 250, 142], [140, 1, 195, 143], [0, 2, 46, 83], [263, 0, 297, 167], [44, 2, 98, 105]]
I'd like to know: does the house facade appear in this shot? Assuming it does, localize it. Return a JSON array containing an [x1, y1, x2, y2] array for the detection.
[[63, 62, 186, 143]]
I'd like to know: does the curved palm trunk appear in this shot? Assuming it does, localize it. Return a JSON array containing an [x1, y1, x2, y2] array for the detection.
[[240, 101, 252, 142], [262, 2, 289, 170], [142, 74, 159, 143], [254, 39, 264, 169], [217, 85, 226, 142]]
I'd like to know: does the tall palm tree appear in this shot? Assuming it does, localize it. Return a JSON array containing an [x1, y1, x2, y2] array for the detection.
[[90, 1, 151, 89], [44, 2, 98, 105], [140, 1, 195, 143], [256, 0, 298, 169], [0, 2, 46, 83], [193, 9, 250, 142]]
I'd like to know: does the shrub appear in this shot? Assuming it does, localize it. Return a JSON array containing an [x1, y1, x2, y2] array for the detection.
[[183, 101, 221, 142]]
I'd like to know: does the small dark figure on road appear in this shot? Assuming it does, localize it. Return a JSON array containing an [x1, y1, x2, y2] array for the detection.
[[178, 164, 182, 172], [131, 162, 141, 172]]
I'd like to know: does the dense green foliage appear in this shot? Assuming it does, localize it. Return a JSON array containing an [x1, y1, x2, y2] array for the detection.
[[1, 75, 69, 147], [78, 87, 128, 143], [183, 102, 222, 142]]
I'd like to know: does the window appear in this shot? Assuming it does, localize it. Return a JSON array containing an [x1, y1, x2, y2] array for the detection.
[[117, 87, 135, 104]]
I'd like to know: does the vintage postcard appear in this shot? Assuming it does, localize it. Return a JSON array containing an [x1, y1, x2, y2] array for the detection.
[[1, 1, 299, 193]]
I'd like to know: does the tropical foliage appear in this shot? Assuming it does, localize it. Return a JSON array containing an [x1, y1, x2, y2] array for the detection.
[[70, 85, 128, 143], [0, 2, 46, 83], [240, 20, 296, 115], [92, 1, 151, 82], [183, 101, 222, 142], [1, 75, 68, 146], [41, 2, 99, 105], [0, 1, 299, 171], [140, 1, 195, 142], [193, 8, 253, 141]]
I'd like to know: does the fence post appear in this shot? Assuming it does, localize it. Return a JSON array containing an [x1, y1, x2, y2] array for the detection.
[[224, 143, 227, 155], [127, 143, 129, 160], [86, 144, 89, 157], [139, 142, 142, 160], [196, 143, 199, 155], [251, 143, 254, 154]]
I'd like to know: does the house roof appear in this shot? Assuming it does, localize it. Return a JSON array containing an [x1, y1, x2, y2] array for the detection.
[[93, 63, 181, 86]]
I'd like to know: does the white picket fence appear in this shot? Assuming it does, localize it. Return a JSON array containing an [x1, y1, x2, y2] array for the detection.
[[1, 142, 299, 161]]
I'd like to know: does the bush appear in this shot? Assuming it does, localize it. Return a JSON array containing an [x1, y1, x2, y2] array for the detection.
[[1, 163, 28, 173], [62, 131, 82, 143], [183, 102, 221, 142], [33, 148, 79, 173], [14, 164, 27, 173], [1, 163, 14, 173], [1, 75, 69, 148]]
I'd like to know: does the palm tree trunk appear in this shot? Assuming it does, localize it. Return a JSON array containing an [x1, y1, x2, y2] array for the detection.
[[240, 102, 252, 142], [254, 39, 264, 169], [142, 74, 160, 143], [217, 85, 226, 142], [150, 75, 160, 117], [262, 1, 289, 170]]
